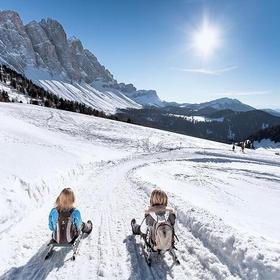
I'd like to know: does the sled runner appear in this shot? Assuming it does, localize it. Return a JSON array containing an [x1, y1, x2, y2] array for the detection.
[[45, 220, 92, 261], [133, 210, 180, 266], [140, 231, 180, 266], [45, 231, 84, 261]]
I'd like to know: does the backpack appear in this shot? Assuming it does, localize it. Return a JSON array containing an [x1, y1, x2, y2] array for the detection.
[[151, 212, 173, 252], [54, 209, 78, 244]]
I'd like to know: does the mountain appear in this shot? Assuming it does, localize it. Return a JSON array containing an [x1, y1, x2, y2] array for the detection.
[[0, 10, 265, 113], [0, 10, 163, 111], [122, 89, 163, 107], [0, 10, 114, 83], [181, 97, 255, 112]]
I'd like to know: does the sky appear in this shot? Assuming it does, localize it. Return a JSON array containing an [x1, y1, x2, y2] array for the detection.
[[0, 0, 279, 108]]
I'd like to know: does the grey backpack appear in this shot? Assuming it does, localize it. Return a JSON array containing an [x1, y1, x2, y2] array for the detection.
[[152, 213, 173, 251]]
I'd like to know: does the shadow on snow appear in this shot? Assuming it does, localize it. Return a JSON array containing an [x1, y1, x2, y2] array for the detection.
[[124, 235, 175, 280], [0, 242, 72, 280]]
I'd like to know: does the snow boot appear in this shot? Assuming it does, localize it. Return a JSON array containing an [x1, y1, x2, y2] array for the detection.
[[82, 220, 93, 234], [131, 218, 140, 235]]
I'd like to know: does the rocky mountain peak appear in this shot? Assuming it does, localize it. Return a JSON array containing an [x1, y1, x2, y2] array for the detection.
[[0, 10, 162, 108], [0, 10, 22, 26], [0, 10, 115, 83]]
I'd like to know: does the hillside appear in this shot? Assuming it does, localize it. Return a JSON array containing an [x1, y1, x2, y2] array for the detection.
[[116, 107, 280, 143], [0, 103, 279, 279]]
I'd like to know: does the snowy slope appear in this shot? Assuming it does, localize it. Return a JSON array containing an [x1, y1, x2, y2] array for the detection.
[[0, 103, 279, 280], [38, 80, 142, 114]]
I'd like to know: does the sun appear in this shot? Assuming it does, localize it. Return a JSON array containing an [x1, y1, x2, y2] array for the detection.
[[192, 20, 221, 58]]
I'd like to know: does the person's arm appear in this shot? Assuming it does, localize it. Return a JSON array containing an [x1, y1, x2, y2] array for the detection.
[[72, 209, 83, 230], [168, 212, 176, 226], [48, 208, 58, 231]]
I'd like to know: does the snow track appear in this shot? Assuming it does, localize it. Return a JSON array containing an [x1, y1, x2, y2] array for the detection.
[[0, 104, 279, 279], [0, 152, 240, 280]]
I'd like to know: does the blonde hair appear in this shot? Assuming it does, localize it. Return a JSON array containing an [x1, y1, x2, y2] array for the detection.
[[55, 188, 75, 211], [150, 189, 168, 207]]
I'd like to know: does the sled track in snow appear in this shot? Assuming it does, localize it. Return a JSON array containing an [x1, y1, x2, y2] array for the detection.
[[2, 149, 277, 279], [75, 150, 239, 280]]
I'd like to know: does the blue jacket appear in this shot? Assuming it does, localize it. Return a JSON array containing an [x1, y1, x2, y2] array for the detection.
[[48, 208, 83, 231]]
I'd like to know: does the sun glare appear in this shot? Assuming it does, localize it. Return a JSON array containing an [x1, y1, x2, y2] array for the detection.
[[192, 20, 221, 58]]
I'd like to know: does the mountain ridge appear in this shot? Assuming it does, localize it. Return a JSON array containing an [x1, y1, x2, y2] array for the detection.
[[0, 10, 165, 109], [0, 10, 271, 114]]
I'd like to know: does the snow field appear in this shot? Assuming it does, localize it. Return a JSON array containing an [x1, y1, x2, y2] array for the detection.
[[0, 103, 279, 280]]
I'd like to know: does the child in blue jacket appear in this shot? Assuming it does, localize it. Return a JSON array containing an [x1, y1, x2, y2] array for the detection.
[[48, 188, 92, 243]]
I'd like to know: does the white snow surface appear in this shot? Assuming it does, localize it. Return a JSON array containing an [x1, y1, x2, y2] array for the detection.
[[167, 114, 224, 123], [0, 103, 279, 280]]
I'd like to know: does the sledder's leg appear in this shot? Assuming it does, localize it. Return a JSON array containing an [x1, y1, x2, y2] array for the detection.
[[131, 219, 141, 235]]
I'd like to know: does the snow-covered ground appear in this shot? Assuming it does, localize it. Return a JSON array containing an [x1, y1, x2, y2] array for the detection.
[[0, 103, 279, 280]]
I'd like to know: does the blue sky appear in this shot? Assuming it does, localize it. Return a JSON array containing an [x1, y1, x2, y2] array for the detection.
[[1, 0, 279, 108]]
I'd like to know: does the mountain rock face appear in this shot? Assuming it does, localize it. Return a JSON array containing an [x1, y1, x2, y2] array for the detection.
[[0, 10, 114, 83], [0, 10, 164, 108], [123, 89, 163, 107], [0, 10, 36, 71]]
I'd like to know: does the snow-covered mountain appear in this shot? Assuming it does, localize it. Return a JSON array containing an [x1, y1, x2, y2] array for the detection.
[[0, 10, 114, 83], [123, 89, 163, 107], [0, 10, 163, 111], [180, 97, 255, 112], [0, 10, 262, 112]]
